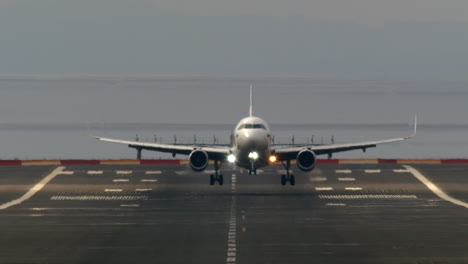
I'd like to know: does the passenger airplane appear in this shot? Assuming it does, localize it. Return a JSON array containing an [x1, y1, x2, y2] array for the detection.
[[94, 86, 417, 186]]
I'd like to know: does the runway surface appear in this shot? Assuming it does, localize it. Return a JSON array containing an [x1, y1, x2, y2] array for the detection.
[[1, 163, 468, 263]]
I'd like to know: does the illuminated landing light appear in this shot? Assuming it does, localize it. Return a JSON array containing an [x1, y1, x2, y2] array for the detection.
[[228, 154, 236, 163], [269, 155, 277, 163], [248, 152, 259, 160]]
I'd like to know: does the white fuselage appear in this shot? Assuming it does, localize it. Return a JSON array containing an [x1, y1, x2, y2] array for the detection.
[[230, 116, 272, 170]]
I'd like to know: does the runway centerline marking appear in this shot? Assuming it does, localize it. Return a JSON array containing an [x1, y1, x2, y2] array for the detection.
[[315, 187, 334, 191], [113, 179, 129, 183], [394, 169, 410, 173], [404, 165, 468, 209], [145, 171, 162, 175], [338, 178, 356, 181], [87, 171, 103, 175], [326, 203, 346, 206], [310, 177, 327, 182], [60, 171, 74, 175], [365, 169, 381, 173], [116, 171, 132, 175], [135, 188, 152, 192], [141, 179, 158, 183], [0, 166, 65, 210], [345, 187, 363, 191], [336, 170, 352, 174], [105, 189, 123, 192]]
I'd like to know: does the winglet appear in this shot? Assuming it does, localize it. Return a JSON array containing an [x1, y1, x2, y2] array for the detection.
[[249, 83, 253, 117]]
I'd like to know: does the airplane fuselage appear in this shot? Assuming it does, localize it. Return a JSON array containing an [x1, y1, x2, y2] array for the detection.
[[230, 116, 272, 171]]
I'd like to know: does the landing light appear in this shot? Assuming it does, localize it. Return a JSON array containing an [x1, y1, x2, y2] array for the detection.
[[248, 152, 259, 160], [228, 154, 236, 163], [269, 155, 277, 163]]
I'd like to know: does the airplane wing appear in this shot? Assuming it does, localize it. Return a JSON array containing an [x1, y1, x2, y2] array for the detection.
[[92, 136, 230, 160], [275, 116, 417, 161]]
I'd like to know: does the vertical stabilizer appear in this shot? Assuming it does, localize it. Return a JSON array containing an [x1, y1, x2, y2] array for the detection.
[[249, 83, 253, 117]]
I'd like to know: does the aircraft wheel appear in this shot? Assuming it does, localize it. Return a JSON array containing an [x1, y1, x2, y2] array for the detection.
[[290, 175, 295, 186], [209, 175, 215, 185], [219, 174, 224, 186], [281, 175, 286, 186]]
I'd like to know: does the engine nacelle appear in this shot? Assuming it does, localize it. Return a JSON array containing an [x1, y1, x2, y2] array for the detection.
[[189, 150, 209, 172], [296, 149, 317, 172]]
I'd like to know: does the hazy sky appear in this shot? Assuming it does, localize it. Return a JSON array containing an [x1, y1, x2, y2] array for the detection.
[[1, 0, 468, 78]]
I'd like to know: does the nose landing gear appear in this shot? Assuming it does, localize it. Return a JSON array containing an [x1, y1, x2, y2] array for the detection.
[[280, 160, 295, 186]]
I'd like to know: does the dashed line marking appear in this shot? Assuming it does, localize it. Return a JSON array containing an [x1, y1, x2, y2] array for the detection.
[[120, 204, 140, 207], [87, 171, 103, 175], [319, 194, 417, 199], [141, 179, 158, 183], [60, 171, 74, 175], [113, 179, 129, 183], [315, 187, 334, 191], [51, 196, 148, 201], [336, 170, 352, 174], [404, 165, 468, 209], [116, 171, 132, 175], [310, 177, 327, 182], [365, 169, 381, 173], [345, 187, 363, 191], [326, 203, 346, 206], [0, 166, 65, 210], [105, 189, 123, 192], [394, 169, 410, 173], [135, 188, 152, 192], [145, 171, 162, 174], [338, 177, 355, 181]]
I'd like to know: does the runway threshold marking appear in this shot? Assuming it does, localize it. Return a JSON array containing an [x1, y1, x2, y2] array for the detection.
[[0, 166, 65, 210], [404, 165, 468, 209]]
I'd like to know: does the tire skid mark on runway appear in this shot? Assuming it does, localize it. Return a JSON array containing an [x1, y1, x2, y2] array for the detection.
[[0, 166, 65, 210], [404, 165, 468, 208]]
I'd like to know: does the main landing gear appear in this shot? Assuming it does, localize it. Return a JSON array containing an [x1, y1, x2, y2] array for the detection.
[[280, 160, 295, 186], [248, 161, 257, 175], [209, 160, 224, 186]]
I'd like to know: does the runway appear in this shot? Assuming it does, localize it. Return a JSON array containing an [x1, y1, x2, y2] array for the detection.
[[1, 163, 468, 263]]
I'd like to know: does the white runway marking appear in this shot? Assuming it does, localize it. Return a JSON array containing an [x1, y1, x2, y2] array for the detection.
[[60, 171, 74, 175], [145, 171, 162, 174], [319, 194, 417, 199], [87, 171, 103, 175], [0, 166, 65, 210], [51, 196, 148, 201], [226, 195, 237, 264], [394, 169, 410, 173], [315, 187, 334, 191], [338, 178, 356, 181], [141, 179, 158, 183], [310, 177, 327, 182], [113, 179, 129, 183], [135, 188, 152, 192], [105, 189, 123, 192], [404, 165, 468, 209], [365, 169, 381, 173], [326, 203, 346, 206], [120, 204, 140, 208], [336, 170, 352, 174], [116, 171, 132, 175], [345, 187, 363, 191]]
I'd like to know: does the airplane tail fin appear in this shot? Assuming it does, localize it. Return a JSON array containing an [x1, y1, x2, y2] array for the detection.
[[249, 83, 253, 117]]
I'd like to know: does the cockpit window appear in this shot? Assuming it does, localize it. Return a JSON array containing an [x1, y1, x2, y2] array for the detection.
[[238, 124, 267, 130]]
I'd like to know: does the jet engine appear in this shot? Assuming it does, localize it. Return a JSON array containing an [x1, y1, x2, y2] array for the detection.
[[296, 149, 316, 171], [189, 150, 209, 172]]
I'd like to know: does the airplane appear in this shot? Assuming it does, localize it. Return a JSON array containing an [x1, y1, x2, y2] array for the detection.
[[93, 86, 417, 186]]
